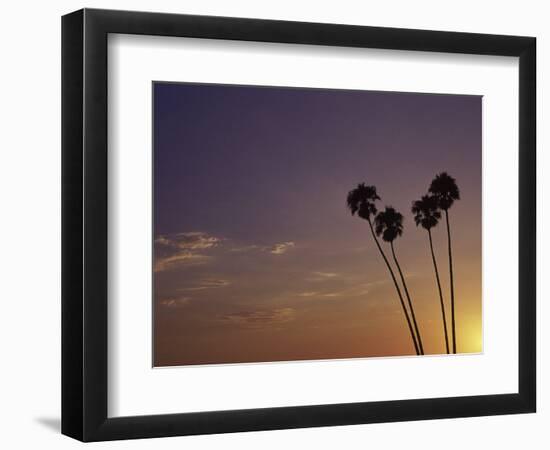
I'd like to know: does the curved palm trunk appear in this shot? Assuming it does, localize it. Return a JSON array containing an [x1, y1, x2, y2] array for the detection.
[[367, 219, 420, 355], [390, 241, 424, 355], [444, 209, 457, 354], [428, 229, 450, 354]]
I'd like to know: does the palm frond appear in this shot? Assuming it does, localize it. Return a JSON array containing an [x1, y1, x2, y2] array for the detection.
[[346, 182, 380, 220], [428, 172, 460, 210], [374, 206, 404, 242], [412, 194, 441, 230]]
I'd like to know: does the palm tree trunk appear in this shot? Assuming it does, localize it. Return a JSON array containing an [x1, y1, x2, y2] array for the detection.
[[444, 209, 457, 354], [390, 241, 424, 355], [428, 229, 450, 354], [367, 219, 420, 355]]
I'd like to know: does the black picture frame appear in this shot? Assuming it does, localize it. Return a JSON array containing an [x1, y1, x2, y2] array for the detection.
[[62, 8, 536, 442]]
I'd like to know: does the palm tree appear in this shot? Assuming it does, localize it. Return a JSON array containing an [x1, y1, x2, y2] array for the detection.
[[429, 172, 460, 353], [412, 195, 449, 354], [375, 207, 424, 355], [347, 184, 420, 355]]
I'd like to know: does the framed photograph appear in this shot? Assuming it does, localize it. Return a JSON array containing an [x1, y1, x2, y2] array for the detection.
[[62, 8, 536, 441]]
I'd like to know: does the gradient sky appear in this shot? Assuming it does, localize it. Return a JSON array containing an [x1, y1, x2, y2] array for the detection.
[[153, 82, 482, 367]]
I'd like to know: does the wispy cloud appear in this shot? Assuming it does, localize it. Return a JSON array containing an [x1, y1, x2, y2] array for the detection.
[[219, 308, 296, 328], [298, 290, 343, 298], [361, 279, 388, 289], [296, 280, 386, 300], [154, 231, 221, 272], [307, 271, 341, 282], [180, 278, 231, 291], [159, 297, 191, 308], [313, 271, 339, 278], [269, 241, 295, 255], [229, 241, 296, 255], [156, 231, 221, 250], [298, 291, 318, 297], [154, 252, 210, 272], [154, 232, 298, 273]]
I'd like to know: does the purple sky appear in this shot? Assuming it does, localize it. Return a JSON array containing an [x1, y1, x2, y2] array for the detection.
[[153, 82, 481, 366]]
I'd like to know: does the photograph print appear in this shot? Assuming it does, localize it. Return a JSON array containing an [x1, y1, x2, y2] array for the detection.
[[153, 82, 482, 367]]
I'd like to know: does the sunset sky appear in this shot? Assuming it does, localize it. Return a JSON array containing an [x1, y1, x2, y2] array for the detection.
[[153, 82, 482, 367]]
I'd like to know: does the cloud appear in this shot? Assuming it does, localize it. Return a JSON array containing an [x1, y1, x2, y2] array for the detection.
[[154, 231, 221, 272], [361, 279, 388, 289], [159, 297, 191, 308], [297, 280, 386, 300], [307, 271, 341, 282], [230, 241, 296, 255], [155, 232, 221, 250], [154, 232, 296, 272], [269, 242, 295, 255], [298, 291, 318, 297], [154, 252, 210, 272], [219, 308, 296, 328], [298, 290, 343, 298], [180, 278, 231, 291], [313, 271, 339, 278]]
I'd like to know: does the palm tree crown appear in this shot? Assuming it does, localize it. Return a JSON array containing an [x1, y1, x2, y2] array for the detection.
[[412, 195, 441, 230], [429, 172, 460, 210], [374, 207, 404, 242], [346, 183, 380, 221]]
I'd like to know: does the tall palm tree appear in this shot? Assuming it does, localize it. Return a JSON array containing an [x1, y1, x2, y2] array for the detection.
[[412, 195, 449, 354], [429, 172, 460, 353], [347, 184, 420, 355], [375, 207, 424, 355]]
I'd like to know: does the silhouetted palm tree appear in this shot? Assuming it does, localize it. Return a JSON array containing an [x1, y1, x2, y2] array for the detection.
[[347, 184, 420, 355], [429, 172, 460, 353], [375, 207, 424, 355], [412, 195, 449, 354]]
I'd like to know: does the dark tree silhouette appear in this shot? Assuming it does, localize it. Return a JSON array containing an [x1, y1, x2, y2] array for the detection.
[[375, 207, 424, 355], [346, 184, 420, 355], [412, 195, 449, 354], [429, 172, 460, 353]]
